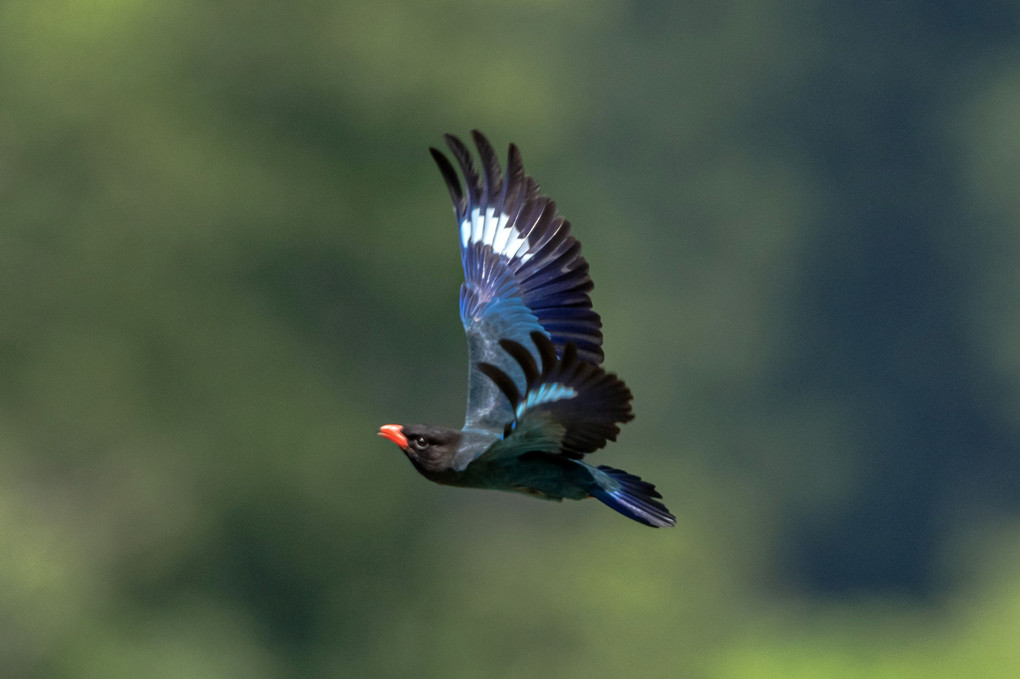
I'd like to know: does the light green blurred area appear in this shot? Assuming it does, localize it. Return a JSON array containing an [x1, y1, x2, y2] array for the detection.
[[2, 0, 1019, 677]]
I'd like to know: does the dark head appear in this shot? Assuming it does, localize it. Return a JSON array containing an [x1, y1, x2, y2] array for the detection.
[[378, 424, 462, 478]]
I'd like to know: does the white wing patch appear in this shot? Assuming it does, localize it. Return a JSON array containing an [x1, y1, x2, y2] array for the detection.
[[461, 207, 534, 264], [515, 383, 577, 419]]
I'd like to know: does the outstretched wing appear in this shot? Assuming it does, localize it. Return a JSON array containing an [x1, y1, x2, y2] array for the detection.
[[475, 331, 632, 462], [431, 131, 603, 431]]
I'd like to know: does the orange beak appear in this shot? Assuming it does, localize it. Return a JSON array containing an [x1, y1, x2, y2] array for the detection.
[[378, 424, 408, 449]]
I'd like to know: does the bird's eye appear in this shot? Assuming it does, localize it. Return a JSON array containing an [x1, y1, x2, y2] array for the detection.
[[415, 436, 428, 448]]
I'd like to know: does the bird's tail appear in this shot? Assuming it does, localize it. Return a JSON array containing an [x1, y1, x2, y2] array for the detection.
[[590, 465, 676, 528]]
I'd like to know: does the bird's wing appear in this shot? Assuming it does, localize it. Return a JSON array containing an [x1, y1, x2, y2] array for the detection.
[[431, 131, 603, 431], [472, 331, 632, 464]]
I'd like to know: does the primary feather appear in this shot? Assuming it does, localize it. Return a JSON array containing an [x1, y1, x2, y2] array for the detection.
[[430, 132, 603, 431]]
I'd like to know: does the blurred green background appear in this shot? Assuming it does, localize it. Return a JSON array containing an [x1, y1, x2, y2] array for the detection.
[[3, 0, 1019, 677]]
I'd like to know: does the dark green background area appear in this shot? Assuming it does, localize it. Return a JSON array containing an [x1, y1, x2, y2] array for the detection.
[[2, 1, 1019, 676]]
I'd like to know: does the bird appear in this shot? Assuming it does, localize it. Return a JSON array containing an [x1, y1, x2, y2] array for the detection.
[[378, 131, 675, 528]]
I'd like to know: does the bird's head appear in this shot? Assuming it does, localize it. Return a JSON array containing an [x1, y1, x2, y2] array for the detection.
[[378, 424, 462, 477]]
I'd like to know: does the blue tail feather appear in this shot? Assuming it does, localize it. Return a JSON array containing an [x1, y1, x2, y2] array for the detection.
[[591, 465, 676, 528]]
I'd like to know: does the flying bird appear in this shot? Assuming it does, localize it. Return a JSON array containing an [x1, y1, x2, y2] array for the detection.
[[379, 132, 675, 528]]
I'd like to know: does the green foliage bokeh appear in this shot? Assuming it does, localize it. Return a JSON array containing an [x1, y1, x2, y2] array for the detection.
[[2, 1, 1019, 677]]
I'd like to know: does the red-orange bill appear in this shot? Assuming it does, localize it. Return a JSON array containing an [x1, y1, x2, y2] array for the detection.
[[378, 424, 407, 448]]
